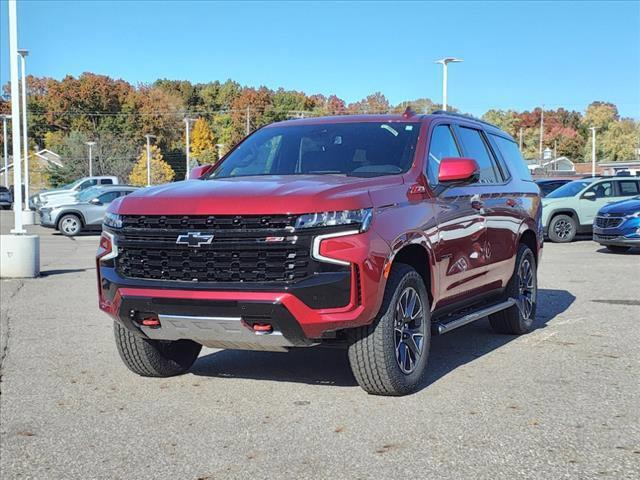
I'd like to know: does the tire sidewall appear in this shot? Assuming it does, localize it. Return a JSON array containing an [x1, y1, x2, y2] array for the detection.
[[381, 268, 431, 392], [548, 214, 576, 243], [514, 246, 537, 331]]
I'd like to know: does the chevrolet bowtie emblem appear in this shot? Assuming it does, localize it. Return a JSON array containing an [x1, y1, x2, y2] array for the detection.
[[176, 232, 214, 247]]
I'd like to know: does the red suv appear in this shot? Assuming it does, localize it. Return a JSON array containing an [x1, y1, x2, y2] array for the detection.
[[97, 111, 542, 396]]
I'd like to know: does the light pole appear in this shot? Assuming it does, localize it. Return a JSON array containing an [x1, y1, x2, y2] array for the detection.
[[17, 49, 30, 211], [1, 114, 10, 188], [538, 106, 544, 160], [144, 134, 155, 187], [85, 141, 96, 176], [590, 127, 598, 177], [184, 118, 194, 179], [435, 57, 463, 111]]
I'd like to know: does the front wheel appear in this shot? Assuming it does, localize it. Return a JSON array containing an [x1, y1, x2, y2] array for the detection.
[[548, 214, 577, 243], [605, 245, 631, 253], [348, 264, 431, 396], [58, 213, 82, 237], [114, 322, 202, 377]]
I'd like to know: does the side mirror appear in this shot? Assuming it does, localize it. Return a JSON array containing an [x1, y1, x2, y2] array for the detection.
[[90, 197, 102, 205], [438, 157, 480, 185], [189, 164, 214, 180], [582, 191, 596, 200]]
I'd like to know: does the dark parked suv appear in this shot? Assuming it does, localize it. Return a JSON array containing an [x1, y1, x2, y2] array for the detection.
[[97, 111, 542, 396]]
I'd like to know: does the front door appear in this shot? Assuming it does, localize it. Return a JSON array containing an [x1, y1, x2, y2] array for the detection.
[[579, 181, 616, 225]]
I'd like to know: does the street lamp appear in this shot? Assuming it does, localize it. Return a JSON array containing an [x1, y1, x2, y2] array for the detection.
[[144, 134, 156, 187], [435, 57, 463, 111], [17, 48, 30, 212], [589, 127, 598, 177], [1, 114, 11, 188], [183, 118, 195, 180], [85, 141, 96, 177]]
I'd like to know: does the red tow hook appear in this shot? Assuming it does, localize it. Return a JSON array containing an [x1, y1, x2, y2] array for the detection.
[[141, 317, 161, 328], [252, 323, 273, 334]]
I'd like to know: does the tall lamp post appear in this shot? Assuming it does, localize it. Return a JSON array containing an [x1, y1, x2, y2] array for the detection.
[[0, 0, 40, 279], [144, 134, 156, 187], [184, 118, 194, 179], [85, 141, 96, 176], [1, 114, 10, 188], [435, 57, 463, 111], [17, 49, 32, 216], [590, 127, 598, 177]]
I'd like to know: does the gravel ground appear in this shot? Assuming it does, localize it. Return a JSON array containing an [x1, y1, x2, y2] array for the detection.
[[1, 210, 639, 479]]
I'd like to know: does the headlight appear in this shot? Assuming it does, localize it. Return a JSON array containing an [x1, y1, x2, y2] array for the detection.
[[295, 208, 372, 232], [103, 212, 123, 229], [624, 211, 640, 219]]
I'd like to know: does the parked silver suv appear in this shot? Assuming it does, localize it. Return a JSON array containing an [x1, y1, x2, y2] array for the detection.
[[39, 185, 138, 236]]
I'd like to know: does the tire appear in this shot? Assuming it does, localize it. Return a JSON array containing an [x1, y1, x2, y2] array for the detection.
[[489, 244, 537, 335], [605, 245, 631, 253], [548, 214, 577, 243], [113, 322, 202, 377], [348, 263, 431, 396], [58, 213, 83, 237]]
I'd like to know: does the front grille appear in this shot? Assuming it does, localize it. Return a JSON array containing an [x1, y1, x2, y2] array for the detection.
[[594, 233, 619, 241], [595, 216, 623, 229], [114, 215, 312, 283]]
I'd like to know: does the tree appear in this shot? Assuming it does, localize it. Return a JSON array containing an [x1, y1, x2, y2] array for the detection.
[[582, 102, 619, 130], [347, 92, 390, 114], [190, 118, 216, 161], [601, 119, 640, 161], [482, 109, 520, 137], [129, 144, 175, 186]]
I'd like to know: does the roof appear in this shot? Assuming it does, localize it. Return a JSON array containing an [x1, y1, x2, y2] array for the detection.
[[267, 112, 512, 139]]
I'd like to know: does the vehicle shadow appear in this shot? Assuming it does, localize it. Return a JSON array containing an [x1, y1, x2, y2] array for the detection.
[[595, 247, 640, 255], [40, 268, 91, 276], [191, 288, 576, 391]]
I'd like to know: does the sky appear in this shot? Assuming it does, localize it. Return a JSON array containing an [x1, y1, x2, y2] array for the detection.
[[1, 0, 639, 118]]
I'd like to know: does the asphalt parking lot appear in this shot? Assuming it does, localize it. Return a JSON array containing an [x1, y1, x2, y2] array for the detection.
[[1, 210, 639, 479]]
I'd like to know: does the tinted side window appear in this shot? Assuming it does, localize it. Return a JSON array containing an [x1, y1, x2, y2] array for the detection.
[[78, 180, 97, 190], [426, 125, 461, 185], [98, 192, 120, 204], [457, 127, 500, 184], [585, 181, 614, 198], [617, 180, 640, 196], [490, 134, 531, 181], [100, 179, 114, 185]]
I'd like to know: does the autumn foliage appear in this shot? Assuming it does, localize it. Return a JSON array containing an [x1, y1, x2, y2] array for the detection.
[[129, 145, 175, 186]]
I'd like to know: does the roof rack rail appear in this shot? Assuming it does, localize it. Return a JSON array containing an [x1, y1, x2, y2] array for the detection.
[[431, 110, 499, 129]]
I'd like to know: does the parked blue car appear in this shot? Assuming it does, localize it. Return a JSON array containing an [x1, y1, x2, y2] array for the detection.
[[593, 195, 640, 252]]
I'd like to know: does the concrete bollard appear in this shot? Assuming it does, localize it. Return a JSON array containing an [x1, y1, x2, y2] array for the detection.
[[0, 234, 40, 278], [22, 210, 36, 226]]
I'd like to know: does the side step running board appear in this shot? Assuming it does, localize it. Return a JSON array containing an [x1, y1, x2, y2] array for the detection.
[[433, 298, 517, 335]]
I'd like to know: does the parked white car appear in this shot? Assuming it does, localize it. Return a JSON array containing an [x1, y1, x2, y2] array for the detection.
[[30, 176, 120, 209]]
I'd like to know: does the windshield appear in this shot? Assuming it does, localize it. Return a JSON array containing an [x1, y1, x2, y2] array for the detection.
[[209, 122, 421, 179], [546, 179, 594, 198], [60, 178, 84, 190], [77, 187, 101, 202]]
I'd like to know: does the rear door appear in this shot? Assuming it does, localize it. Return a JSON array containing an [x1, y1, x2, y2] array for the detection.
[[428, 123, 490, 307]]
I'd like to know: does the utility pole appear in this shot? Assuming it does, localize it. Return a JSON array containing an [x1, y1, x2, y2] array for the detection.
[[183, 118, 194, 179], [1, 114, 10, 188], [85, 141, 96, 176], [245, 106, 250, 136], [144, 134, 155, 187], [518, 127, 524, 151], [435, 57, 463, 111], [590, 127, 597, 177], [538, 106, 544, 160], [17, 49, 30, 211]]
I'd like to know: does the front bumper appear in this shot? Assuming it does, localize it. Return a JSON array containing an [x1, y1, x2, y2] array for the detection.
[[98, 228, 390, 348], [38, 209, 58, 227], [593, 219, 640, 247]]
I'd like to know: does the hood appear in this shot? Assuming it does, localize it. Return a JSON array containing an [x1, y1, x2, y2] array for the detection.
[[598, 197, 640, 215], [115, 175, 402, 215]]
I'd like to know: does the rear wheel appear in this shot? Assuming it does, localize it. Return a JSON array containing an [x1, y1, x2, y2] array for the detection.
[[605, 245, 631, 253], [58, 213, 82, 237], [113, 322, 202, 377], [489, 244, 537, 335], [548, 214, 577, 243], [348, 264, 431, 396]]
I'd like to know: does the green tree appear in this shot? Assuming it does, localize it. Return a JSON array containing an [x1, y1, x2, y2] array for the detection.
[[601, 120, 640, 161]]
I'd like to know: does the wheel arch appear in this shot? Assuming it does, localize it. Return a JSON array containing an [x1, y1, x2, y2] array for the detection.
[[56, 210, 86, 230], [389, 242, 435, 305], [547, 208, 580, 227]]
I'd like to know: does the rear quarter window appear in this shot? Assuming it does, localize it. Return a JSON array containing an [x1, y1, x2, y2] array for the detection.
[[490, 134, 532, 181]]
